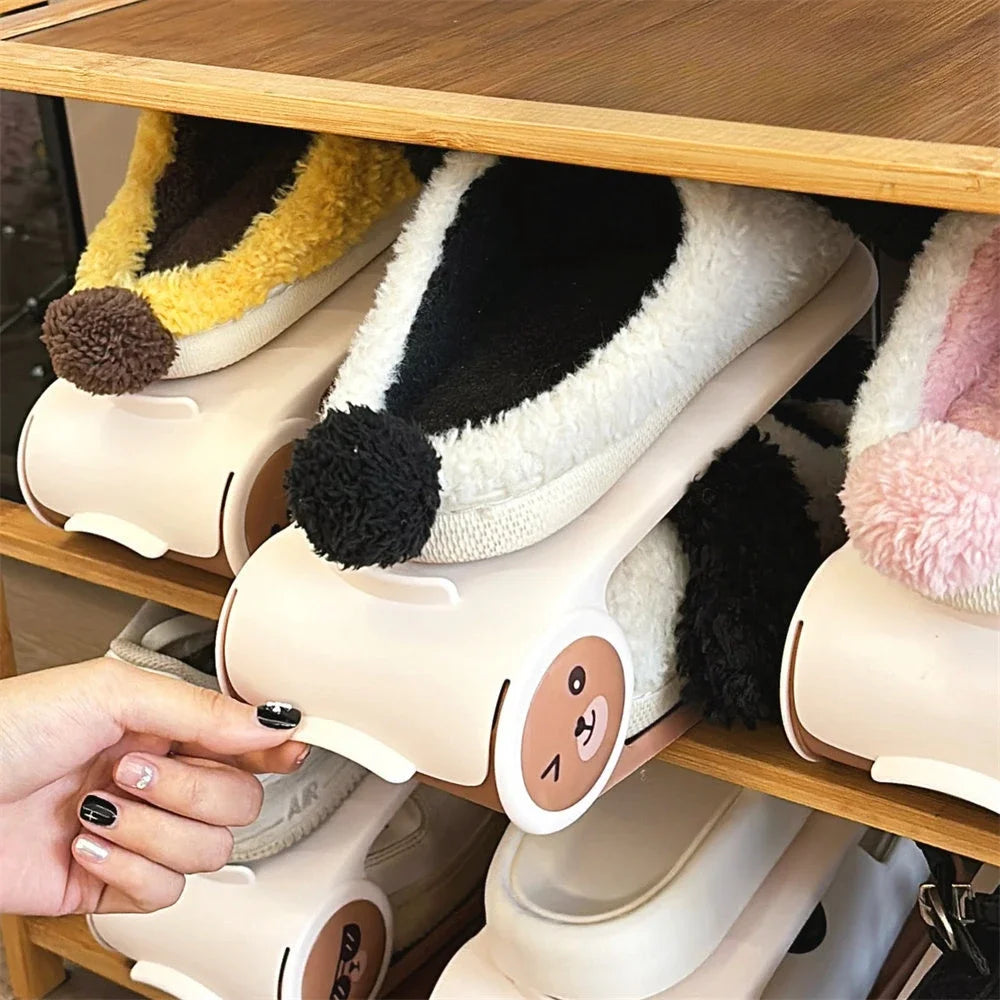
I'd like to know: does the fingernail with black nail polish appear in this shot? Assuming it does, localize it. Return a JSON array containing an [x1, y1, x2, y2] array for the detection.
[[256, 702, 301, 729], [80, 794, 118, 827]]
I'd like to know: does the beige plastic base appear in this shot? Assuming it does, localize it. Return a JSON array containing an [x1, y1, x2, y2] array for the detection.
[[89, 775, 411, 1000], [782, 543, 1000, 813]]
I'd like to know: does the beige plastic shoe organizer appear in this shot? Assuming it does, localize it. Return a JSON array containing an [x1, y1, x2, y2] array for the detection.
[[90, 774, 414, 1000], [217, 244, 877, 835], [432, 763, 928, 1000], [18, 244, 396, 577], [782, 542, 1000, 813]]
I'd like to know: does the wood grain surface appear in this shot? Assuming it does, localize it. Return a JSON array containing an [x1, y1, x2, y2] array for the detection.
[[5, 558, 141, 672], [0, 0, 42, 13], [1, 0, 997, 210], [0, 500, 228, 619], [0, 577, 15, 679], [659, 723, 1000, 864], [0, 0, 141, 40], [19, 0, 1000, 145]]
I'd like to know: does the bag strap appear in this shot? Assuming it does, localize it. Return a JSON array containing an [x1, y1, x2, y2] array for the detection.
[[917, 843, 996, 976]]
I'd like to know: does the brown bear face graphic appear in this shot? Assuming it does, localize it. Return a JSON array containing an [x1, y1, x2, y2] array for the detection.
[[300, 899, 385, 1000], [520, 637, 626, 812]]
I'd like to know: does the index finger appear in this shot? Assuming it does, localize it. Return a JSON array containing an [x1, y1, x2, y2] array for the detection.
[[101, 659, 301, 757]]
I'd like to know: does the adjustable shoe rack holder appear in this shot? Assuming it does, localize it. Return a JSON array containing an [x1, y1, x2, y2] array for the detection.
[[90, 775, 415, 1000], [218, 244, 877, 835]]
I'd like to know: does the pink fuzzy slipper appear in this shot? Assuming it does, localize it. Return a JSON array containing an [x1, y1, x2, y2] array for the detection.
[[842, 211, 1000, 613]]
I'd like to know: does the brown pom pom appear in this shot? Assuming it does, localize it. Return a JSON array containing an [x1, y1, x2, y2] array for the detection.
[[42, 288, 177, 395]]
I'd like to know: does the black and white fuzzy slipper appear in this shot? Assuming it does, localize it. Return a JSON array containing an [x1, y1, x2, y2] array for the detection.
[[612, 375, 856, 737], [286, 153, 855, 568], [669, 334, 873, 726], [108, 601, 367, 862]]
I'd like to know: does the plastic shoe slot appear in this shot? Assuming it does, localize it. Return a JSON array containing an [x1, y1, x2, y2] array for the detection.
[[18, 229, 402, 576], [89, 774, 414, 1000], [219, 244, 877, 834], [431, 763, 929, 1000], [781, 543, 1000, 813]]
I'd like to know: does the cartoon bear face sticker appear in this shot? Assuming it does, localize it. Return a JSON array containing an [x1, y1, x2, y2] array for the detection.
[[300, 899, 385, 1000], [520, 637, 626, 812]]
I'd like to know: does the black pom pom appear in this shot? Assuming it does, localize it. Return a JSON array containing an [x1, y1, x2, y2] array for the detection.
[[286, 404, 441, 568], [668, 427, 821, 727]]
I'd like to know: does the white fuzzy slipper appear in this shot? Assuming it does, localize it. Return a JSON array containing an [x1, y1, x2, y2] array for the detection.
[[286, 153, 854, 567], [607, 401, 846, 739], [108, 601, 367, 862]]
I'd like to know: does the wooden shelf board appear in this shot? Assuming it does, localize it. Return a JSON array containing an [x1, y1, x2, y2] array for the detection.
[[1, 0, 998, 211], [0, 499, 228, 619], [4, 499, 997, 864], [659, 723, 1000, 865]]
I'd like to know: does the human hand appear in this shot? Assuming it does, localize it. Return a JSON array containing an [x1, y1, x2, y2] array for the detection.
[[0, 657, 306, 916]]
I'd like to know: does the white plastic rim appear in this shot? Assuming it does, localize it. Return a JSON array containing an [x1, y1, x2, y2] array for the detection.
[[220, 417, 309, 572], [871, 757, 1000, 814], [494, 608, 633, 835], [484, 773, 811, 1000], [782, 544, 1000, 809], [779, 555, 825, 763], [15, 413, 58, 529], [215, 584, 241, 702]]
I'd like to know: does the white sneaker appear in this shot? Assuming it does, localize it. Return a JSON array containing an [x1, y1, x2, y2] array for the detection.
[[367, 785, 506, 955], [108, 601, 367, 862]]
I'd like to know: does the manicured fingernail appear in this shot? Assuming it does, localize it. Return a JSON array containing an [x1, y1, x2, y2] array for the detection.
[[80, 794, 118, 828], [256, 702, 301, 729], [74, 836, 109, 862], [117, 756, 156, 791], [294, 745, 312, 767]]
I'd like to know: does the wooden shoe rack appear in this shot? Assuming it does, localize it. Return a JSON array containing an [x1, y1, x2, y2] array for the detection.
[[1, 2, 998, 997]]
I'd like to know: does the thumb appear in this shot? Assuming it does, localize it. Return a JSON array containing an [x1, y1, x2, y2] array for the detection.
[[106, 659, 300, 756]]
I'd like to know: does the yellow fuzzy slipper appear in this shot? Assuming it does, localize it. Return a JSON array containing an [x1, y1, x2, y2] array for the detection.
[[42, 111, 421, 394]]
